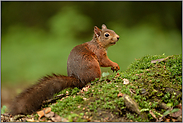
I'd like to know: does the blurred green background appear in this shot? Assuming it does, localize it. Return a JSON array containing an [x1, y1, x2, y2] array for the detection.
[[1, 1, 182, 87]]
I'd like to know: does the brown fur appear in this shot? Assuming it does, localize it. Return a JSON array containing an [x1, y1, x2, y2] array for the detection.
[[10, 74, 81, 115], [9, 24, 120, 115]]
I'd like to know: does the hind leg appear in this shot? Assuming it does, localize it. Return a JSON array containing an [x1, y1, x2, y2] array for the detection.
[[69, 57, 101, 85], [80, 64, 101, 84]]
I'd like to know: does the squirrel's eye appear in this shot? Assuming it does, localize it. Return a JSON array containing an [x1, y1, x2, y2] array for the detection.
[[105, 33, 109, 37]]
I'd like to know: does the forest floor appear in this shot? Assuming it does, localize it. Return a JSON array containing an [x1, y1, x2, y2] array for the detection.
[[1, 54, 182, 122]]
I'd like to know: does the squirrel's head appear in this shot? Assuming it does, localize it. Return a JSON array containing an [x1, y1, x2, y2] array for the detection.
[[94, 24, 119, 49]]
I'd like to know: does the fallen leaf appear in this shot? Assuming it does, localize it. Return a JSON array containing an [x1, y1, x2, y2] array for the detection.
[[81, 85, 90, 92], [93, 120, 101, 122], [129, 89, 136, 94], [78, 105, 81, 108], [83, 98, 87, 101], [177, 116, 182, 122], [117, 93, 123, 97], [151, 57, 168, 63], [37, 107, 52, 120], [26, 118, 34, 122], [165, 118, 170, 122], [13, 115, 25, 120], [149, 110, 158, 121], [158, 102, 169, 110], [172, 118, 177, 122], [123, 94, 140, 114], [44, 111, 54, 118], [175, 103, 182, 110], [52, 115, 62, 122], [37, 110, 44, 120], [45, 107, 52, 114], [170, 109, 182, 118], [44, 111, 63, 122], [123, 78, 129, 85], [82, 87, 88, 92], [102, 72, 110, 77], [66, 91, 69, 95]]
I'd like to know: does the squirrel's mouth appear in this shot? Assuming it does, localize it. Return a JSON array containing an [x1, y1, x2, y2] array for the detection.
[[110, 41, 117, 44]]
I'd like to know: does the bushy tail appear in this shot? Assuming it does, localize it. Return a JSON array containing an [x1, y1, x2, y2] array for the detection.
[[9, 74, 82, 115]]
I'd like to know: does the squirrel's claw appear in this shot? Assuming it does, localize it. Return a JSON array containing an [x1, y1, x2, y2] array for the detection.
[[111, 66, 120, 72]]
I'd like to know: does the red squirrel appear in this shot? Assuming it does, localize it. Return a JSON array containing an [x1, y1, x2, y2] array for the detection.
[[9, 24, 120, 115]]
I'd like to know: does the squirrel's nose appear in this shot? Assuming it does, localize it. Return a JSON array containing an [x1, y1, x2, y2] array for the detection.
[[117, 36, 119, 41]]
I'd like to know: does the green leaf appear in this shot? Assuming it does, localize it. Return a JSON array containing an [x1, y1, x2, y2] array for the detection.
[[1, 105, 7, 114], [140, 108, 149, 112], [163, 110, 171, 116], [171, 108, 180, 113], [102, 72, 110, 77], [166, 102, 173, 107]]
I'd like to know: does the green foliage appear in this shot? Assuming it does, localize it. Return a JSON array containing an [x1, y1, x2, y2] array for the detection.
[[1, 105, 7, 114], [165, 54, 182, 79], [56, 87, 80, 96], [51, 95, 84, 117], [2, 2, 181, 33], [48, 6, 91, 38], [162, 92, 180, 107], [126, 113, 146, 122], [67, 113, 85, 122], [127, 54, 166, 70]]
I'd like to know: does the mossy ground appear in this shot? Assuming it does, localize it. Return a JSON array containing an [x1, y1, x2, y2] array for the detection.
[[47, 54, 182, 122], [2, 54, 181, 122]]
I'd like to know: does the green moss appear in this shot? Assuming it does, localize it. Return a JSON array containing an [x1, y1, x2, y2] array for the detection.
[[50, 54, 182, 122]]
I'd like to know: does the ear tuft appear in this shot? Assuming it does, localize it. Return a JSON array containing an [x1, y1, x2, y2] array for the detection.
[[94, 26, 101, 37], [102, 24, 107, 29]]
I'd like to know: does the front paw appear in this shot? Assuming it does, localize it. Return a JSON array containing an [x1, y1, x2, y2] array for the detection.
[[111, 63, 120, 72]]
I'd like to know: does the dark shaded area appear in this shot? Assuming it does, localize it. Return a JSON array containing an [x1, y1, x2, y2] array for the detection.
[[2, 1, 181, 36]]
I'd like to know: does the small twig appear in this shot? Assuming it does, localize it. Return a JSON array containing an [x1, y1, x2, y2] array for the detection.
[[42, 94, 66, 105], [157, 107, 173, 122], [149, 110, 158, 121]]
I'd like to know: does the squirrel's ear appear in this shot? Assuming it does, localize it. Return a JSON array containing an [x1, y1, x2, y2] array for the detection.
[[102, 24, 107, 29], [94, 26, 101, 37]]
